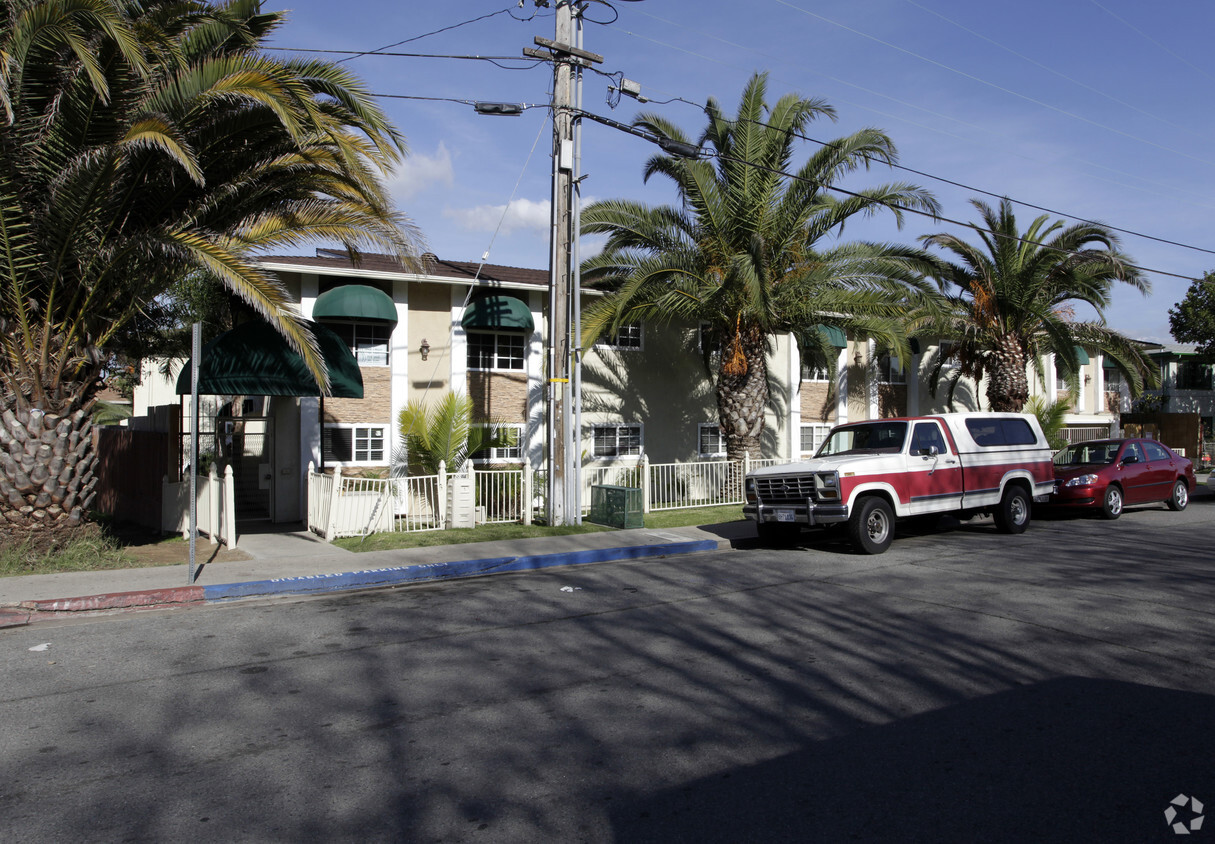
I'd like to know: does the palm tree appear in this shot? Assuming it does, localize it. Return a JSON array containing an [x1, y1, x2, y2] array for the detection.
[[396, 392, 511, 476], [0, 0, 424, 542], [579, 72, 940, 461], [918, 198, 1154, 412]]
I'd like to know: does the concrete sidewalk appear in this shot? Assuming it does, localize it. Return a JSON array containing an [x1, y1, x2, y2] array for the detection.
[[0, 520, 755, 627]]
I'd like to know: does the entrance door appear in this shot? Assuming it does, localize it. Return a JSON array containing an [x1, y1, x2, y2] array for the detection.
[[216, 416, 274, 521]]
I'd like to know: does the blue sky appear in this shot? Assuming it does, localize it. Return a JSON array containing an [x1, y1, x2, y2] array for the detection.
[[268, 0, 1215, 344]]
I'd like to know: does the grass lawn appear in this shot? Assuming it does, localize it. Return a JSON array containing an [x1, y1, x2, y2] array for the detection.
[[334, 504, 746, 553]]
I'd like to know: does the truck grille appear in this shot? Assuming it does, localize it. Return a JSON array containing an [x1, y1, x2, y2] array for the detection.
[[754, 474, 816, 504]]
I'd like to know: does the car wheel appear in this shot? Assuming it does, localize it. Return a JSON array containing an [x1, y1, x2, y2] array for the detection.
[[993, 485, 1031, 534], [1100, 485, 1123, 520], [1166, 479, 1189, 512], [849, 496, 894, 555], [756, 521, 800, 547]]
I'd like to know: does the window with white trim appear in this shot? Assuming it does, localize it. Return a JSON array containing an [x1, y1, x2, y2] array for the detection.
[[470, 424, 524, 462], [325, 321, 391, 366], [698, 423, 725, 457], [598, 323, 642, 350], [591, 424, 642, 457], [878, 353, 905, 384], [467, 331, 525, 371], [323, 424, 387, 465], [800, 358, 830, 382], [800, 423, 831, 456]]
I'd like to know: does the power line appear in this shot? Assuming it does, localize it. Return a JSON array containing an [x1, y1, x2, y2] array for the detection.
[[698, 148, 1199, 283]]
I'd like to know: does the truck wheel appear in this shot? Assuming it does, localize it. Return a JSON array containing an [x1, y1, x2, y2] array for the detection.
[[1166, 479, 1189, 512], [849, 496, 894, 555], [993, 485, 1031, 534], [756, 522, 800, 547]]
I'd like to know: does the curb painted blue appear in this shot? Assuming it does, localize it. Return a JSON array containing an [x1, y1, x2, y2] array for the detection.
[[202, 540, 719, 603]]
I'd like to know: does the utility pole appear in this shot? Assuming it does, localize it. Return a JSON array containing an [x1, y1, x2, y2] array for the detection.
[[525, 2, 602, 526]]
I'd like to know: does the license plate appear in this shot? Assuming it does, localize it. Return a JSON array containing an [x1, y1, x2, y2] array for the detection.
[[775, 509, 795, 523]]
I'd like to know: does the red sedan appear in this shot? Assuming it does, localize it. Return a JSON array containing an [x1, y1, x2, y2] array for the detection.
[[1050, 438, 1195, 519]]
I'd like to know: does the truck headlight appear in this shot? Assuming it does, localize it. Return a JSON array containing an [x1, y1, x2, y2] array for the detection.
[[815, 472, 840, 501], [745, 477, 757, 504], [1063, 474, 1099, 488]]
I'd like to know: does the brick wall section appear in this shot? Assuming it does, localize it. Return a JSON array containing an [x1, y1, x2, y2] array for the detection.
[[878, 384, 907, 417], [324, 366, 392, 424], [799, 381, 837, 422], [468, 372, 528, 422]]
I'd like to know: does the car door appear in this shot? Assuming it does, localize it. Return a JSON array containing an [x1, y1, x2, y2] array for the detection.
[[1141, 440, 1178, 500], [905, 421, 963, 513], [1117, 441, 1152, 503]]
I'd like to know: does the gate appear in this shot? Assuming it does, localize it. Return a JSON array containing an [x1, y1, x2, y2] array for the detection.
[[216, 416, 273, 521]]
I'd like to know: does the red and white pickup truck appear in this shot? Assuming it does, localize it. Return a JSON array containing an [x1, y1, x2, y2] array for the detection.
[[743, 412, 1055, 554]]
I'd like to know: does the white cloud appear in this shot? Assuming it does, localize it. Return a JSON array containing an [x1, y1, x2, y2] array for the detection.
[[388, 142, 454, 199], [444, 197, 552, 235]]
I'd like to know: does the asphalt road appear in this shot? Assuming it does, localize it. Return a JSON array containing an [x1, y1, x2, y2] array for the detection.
[[2, 492, 1213, 843]]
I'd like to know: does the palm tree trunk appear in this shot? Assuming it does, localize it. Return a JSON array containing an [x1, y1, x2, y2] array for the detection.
[[0, 397, 97, 541], [717, 325, 769, 461], [986, 333, 1030, 413]]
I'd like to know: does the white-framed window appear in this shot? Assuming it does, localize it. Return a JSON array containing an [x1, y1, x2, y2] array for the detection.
[[591, 424, 642, 458], [598, 323, 643, 350], [470, 424, 524, 463], [325, 321, 391, 366], [878, 353, 905, 385], [800, 423, 831, 455], [323, 424, 387, 465], [801, 359, 830, 382], [467, 331, 525, 371], [1055, 361, 1070, 391], [1104, 367, 1124, 390], [698, 423, 725, 457]]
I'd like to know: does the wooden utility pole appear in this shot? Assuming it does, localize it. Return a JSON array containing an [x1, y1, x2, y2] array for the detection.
[[526, 3, 602, 526]]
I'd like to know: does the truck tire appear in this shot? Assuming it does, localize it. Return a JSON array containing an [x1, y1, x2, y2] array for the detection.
[[849, 496, 894, 555], [993, 485, 1030, 534], [756, 521, 800, 547]]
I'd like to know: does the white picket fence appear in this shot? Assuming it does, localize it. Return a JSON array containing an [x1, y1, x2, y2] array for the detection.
[[162, 464, 238, 548], [307, 454, 801, 540]]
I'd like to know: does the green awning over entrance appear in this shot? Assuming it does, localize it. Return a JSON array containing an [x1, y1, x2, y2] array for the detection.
[[1073, 346, 1090, 365], [461, 294, 533, 331], [175, 321, 363, 397], [313, 284, 397, 324], [814, 324, 847, 348]]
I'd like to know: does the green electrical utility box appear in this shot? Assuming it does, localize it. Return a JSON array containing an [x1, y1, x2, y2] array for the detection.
[[588, 484, 644, 529]]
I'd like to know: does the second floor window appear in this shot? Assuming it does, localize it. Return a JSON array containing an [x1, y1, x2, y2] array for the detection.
[[468, 331, 525, 371], [599, 324, 642, 350], [327, 322, 391, 366], [878, 353, 905, 385]]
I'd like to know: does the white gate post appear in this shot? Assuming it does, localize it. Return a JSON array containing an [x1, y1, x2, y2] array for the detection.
[[522, 462, 533, 526], [224, 464, 237, 548], [437, 460, 447, 529], [324, 464, 342, 541], [641, 453, 651, 514], [207, 464, 219, 546]]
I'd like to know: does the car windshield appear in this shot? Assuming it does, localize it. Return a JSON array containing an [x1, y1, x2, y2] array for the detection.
[[817, 421, 908, 456], [1054, 442, 1119, 466]]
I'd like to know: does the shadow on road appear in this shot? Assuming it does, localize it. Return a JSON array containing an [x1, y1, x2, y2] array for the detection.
[[610, 677, 1215, 843]]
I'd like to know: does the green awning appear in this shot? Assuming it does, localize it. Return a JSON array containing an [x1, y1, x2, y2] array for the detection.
[[175, 321, 363, 398], [313, 284, 397, 324], [813, 324, 847, 348], [1073, 346, 1090, 365], [461, 294, 533, 331], [1103, 356, 1119, 369]]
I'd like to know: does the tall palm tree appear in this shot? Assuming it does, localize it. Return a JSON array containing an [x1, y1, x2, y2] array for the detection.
[[918, 198, 1154, 412], [580, 72, 940, 460], [0, 0, 424, 541]]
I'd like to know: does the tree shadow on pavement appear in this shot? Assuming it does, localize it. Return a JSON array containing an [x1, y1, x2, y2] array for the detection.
[[609, 676, 1215, 843]]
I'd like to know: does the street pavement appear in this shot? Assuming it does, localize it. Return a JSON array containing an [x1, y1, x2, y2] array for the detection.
[[0, 518, 755, 626]]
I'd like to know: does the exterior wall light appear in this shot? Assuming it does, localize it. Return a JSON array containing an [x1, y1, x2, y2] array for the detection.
[[419, 339, 430, 361]]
